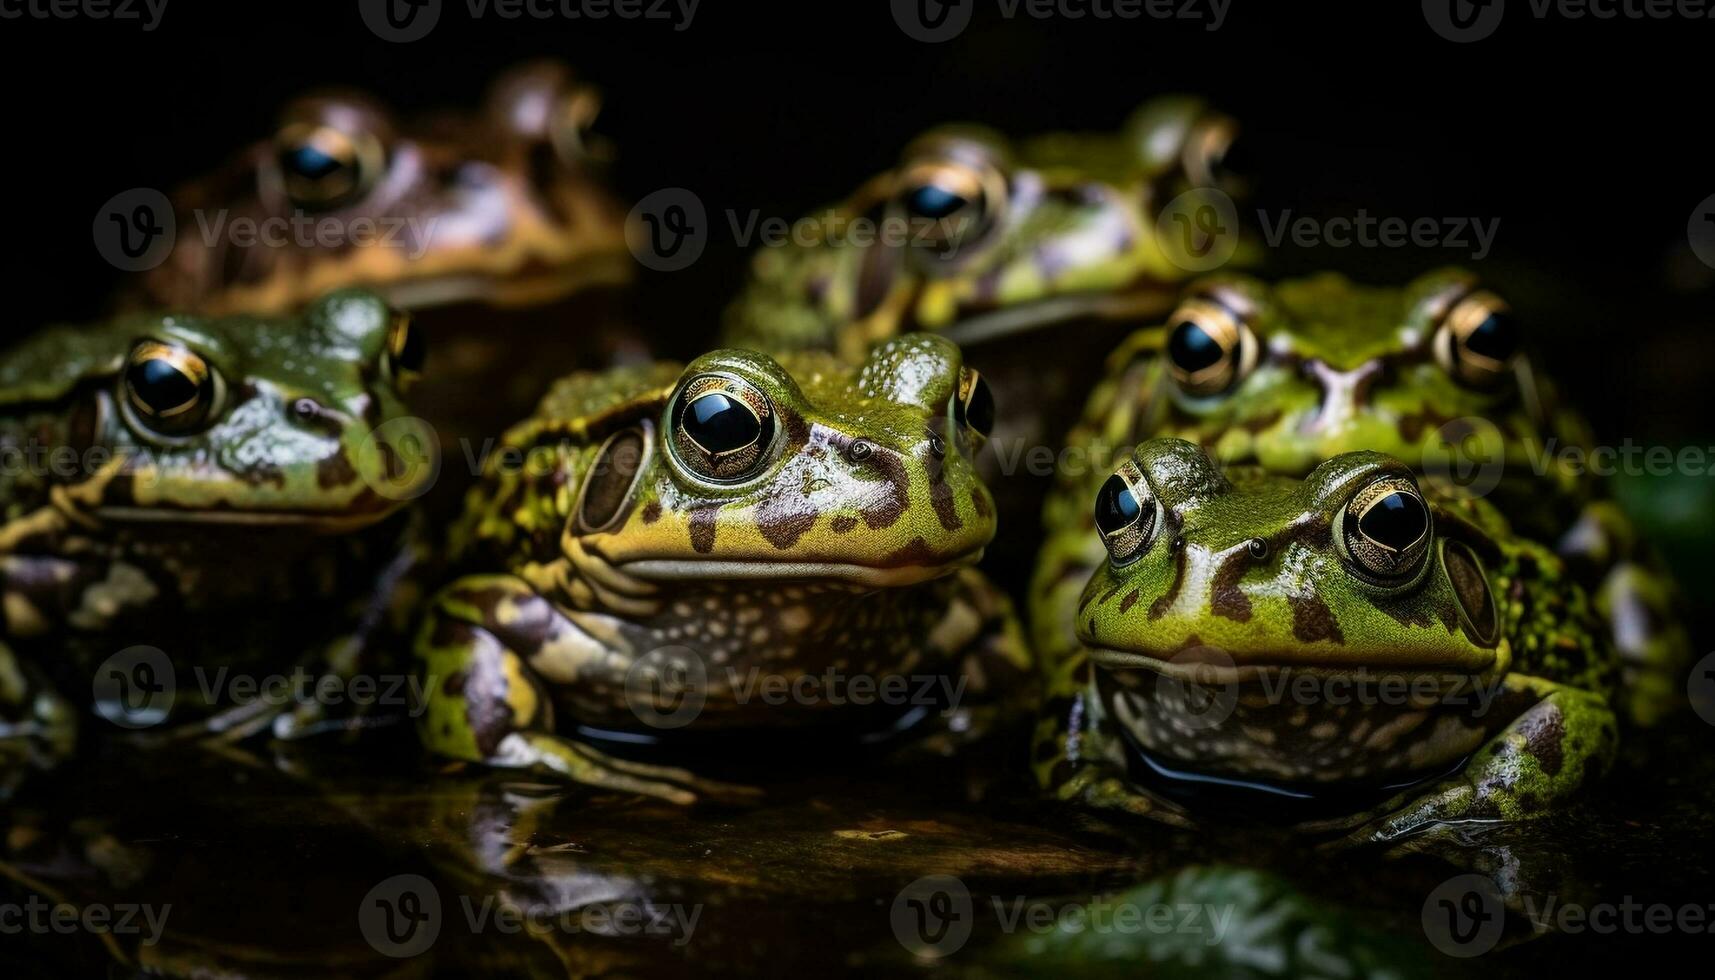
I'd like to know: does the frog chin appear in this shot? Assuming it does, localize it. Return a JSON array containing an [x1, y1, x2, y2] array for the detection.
[[618, 548, 985, 588]]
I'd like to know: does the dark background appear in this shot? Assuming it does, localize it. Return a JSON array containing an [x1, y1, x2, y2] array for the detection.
[[5, 0, 1712, 604]]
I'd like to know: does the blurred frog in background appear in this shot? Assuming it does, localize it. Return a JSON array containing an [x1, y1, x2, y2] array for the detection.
[[137, 62, 639, 489], [724, 97, 1252, 576]]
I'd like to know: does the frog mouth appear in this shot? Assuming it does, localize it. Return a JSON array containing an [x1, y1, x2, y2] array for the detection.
[[619, 547, 986, 588], [939, 284, 1177, 348], [87, 505, 399, 533], [1085, 646, 1502, 683]]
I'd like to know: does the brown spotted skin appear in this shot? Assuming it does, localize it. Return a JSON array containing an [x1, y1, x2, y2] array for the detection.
[[1035, 439, 1618, 842], [416, 337, 1032, 800], [1031, 269, 1688, 741], [0, 291, 429, 773]]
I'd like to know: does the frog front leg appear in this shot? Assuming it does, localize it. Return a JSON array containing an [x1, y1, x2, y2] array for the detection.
[[924, 568, 1036, 739], [1341, 674, 1617, 846], [416, 574, 754, 805]]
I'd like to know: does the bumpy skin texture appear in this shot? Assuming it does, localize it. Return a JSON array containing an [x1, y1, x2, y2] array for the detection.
[[1031, 269, 1686, 733], [722, 97, 1241, 359], [1037, 439, 1618, 842], [416, 336, 1031, 802], [141, 61, 629, 315], [0, 290, 430, 781]]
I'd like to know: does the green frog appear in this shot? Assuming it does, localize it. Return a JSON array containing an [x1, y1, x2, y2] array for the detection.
[[138, 62, 638, 492], [1031, 270, 1687, 731], [722, 98, 1248, 577], [416, 335, 1030, 802], [0, 290, 433, 782], [1039, 438, 1618, 843]]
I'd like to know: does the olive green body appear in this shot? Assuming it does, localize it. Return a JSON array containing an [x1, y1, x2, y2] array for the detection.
[[1038, 439, 1618, 840], [0, 290, 431, 781], [415, 336, 1030, 802]]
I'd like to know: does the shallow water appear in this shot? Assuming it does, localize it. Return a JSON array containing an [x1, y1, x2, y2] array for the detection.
[[2, 715, 1712, 977]]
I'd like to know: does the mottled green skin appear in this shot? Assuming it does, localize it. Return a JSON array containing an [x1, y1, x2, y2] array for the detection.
[[1031, 269, 1686, 732], [416, 335, 1030, 802], [722, 97, 1240, 359], [0, 290, 430, 779], [1037, 439, 1618, 841]]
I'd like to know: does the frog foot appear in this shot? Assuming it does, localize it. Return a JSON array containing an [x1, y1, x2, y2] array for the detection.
[[1335, 680, 1616, 848], [491, 732, 762, 806], [1058, 768, 1193, 828]]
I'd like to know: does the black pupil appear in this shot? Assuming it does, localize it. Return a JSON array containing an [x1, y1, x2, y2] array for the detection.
[[281, 142, 347, 182], [1359, 491, 1428, 552], [1463, 311, 1519, 363], [685, 393, 761, 454], [960, 377, 996, 437], [906, 182, 970, 220], [130, 359, 199, 414], [1094, 474, 1142, 536], [1167, 321, 1225, 374]]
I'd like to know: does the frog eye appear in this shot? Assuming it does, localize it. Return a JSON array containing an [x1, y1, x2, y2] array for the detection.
[[1164, 298, 1255, 397], [1434, 290, 1519, 388], [272, 120, 384, 212], [122, 341, 220, 437], [894, 152, 1007, 259], [383, 312, 426, 388], [951, 368, 996, 442], [1094, 461, 1158, 566], [1339, 476, 1433, 582], [669, 374, 778, 484]]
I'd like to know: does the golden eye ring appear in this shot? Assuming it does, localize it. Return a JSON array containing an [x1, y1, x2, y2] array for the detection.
[[1094, 459, 1159, 566], [272, 120, 385, 212], [1338, 476, 1434, 583], [383, 311, 426, 387], [894, 144, 1009, 256], [1163, 297, 1256, 397], [668, 373, 778, 484], [1434, 290, 1520, 388], [121, 340, 221, 438]]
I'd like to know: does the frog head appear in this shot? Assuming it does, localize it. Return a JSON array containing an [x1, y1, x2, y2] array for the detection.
[[144, 61, 629, 315], [1136, 269, 1587, 528], [569, 335, 998, 587], [729, 97, 1242, 356], [1076, 439, 1508, 787], [12, 290, 434, 528]]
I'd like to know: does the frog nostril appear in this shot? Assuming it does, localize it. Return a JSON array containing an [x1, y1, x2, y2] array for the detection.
[[293, 398, 321, 420], [1246, 537, 1270, 560], [927, 432, 946, 459], [846, 439, 875, 462]]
